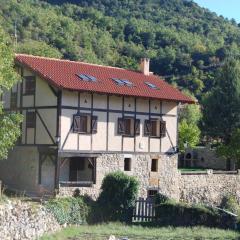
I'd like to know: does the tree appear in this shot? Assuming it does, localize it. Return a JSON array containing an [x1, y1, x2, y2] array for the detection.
[[0, 28, 22, 159], [202, 58, 240, 142], [178, 91, 201, 151], [178, 119, 200, 152], [217, 129, 240, 169], [16, 40, 63, 58]]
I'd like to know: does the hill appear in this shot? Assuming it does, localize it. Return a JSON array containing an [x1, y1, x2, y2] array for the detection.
[[1, 0, 240, 99]]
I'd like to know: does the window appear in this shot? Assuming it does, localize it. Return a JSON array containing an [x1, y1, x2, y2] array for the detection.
[[151, 159, 158, 172], [26, 112, 36, 128], [10, 92, 17, 109], [118, 118, 140, 136], [145, 82, 159, 90], [112, 78, 134, 87], [124, 158, 131, 171], [69, 158, 85, 181], [76, 74, 97, 82], [144, 119, 166, 138], [148, 190, 158, 198], [73, 114, 98, 134], [24, 76, 36, 95]]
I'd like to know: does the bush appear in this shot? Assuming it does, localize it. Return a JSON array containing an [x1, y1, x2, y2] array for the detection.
[[97, 171, 139, 222], [220, 195, 240, 215], [155, 199, 235, 229], [45, 197, 90, 225]]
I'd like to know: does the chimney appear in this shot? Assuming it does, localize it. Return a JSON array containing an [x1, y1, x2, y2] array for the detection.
[[140, 58, 150, 76]]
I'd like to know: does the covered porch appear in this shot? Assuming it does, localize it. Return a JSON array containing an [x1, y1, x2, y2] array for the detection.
[[59, 156, 96, 188]]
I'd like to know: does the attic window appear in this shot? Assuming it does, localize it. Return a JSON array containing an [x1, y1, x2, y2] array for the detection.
[[145, 82, 159, 89], [112, 78, 134, 87], [77, 74, 97, 82]]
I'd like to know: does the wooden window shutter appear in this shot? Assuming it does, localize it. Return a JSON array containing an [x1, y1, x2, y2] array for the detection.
[[73, 115, 81, 132], [118, 118, 125, 134], [160, 121, 166, 138], [135, 119, 140, 136], [91, 116, 98, 134], [144, 120, 151, 136]]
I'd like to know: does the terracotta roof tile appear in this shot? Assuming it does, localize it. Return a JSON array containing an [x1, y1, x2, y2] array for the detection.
[[15, 54, 194, 103]]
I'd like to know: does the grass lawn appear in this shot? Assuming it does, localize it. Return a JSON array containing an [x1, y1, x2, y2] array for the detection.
[[41, 223, 240, 240]]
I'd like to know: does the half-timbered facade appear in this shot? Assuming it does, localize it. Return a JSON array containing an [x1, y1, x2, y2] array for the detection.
[[0, 55, 193, 198]]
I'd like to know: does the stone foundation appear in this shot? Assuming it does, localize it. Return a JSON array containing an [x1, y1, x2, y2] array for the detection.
[[58, 153, 178, 199], [58, 154, 240, 205]]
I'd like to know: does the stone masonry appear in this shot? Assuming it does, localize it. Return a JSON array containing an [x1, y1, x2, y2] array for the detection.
[[59, 153, 240, 205], [0, 200, 60, 240]]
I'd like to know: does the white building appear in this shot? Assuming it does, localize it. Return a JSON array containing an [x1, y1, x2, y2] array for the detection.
[[0, 54, 193, 198]]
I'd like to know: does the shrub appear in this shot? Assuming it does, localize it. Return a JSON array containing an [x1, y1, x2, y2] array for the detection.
[[220, 195, 240, 216], [45, 197, 90, 225], [154, 199, 235, 229], [97, 171, 139, 222]]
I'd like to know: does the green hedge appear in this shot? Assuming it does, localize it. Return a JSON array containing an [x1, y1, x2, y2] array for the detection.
[[97, 171, 139, 222], [45, 197, 90, 225], [154, 195, 236, 229]]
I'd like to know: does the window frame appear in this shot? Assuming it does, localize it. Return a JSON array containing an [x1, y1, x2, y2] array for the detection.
[[124, 158, 132, 171], [151, 158, 158, 172], [24, 76, 36, 95], [144, 119, 166, 138], [73, 114, 98, 134], [117, 117, 140, 137]]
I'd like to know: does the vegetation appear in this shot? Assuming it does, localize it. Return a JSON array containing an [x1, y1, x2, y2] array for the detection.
[[40, 222, 240, 240], [203, 59, 240, 142], [217, 129, 240, 168], [97, 171, 139, 222], [0, 27, 22, 159], [45, 197, 90, 225], [0, 0, 240, 100], [154, 194, 237, 229]]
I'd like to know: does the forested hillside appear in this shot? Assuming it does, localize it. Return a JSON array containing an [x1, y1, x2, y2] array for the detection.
[[1, 0, 240, 99]]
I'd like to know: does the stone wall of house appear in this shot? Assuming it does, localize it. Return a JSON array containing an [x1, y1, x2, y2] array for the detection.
[[58, 153, 178, 199], [0, 200, 60, 240]]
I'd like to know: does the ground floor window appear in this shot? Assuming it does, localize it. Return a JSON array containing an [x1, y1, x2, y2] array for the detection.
[[148, 189, 158, 198], [124, 158, 131, 171], [151, 159, 158, 172], [69, 157, 96, 184]]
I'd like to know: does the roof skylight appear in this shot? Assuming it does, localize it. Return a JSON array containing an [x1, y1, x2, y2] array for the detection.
[[112, 78, 134, 87], [145, 81, 159, 89], [77, 73, 97, 82]]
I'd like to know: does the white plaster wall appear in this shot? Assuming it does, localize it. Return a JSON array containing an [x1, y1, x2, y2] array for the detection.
[[108, 113, 122, 151], [92, 111, 107, 150], [35, 76, 57, 106]]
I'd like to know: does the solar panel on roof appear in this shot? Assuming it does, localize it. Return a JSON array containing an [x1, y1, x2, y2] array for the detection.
[[77, 74, 97, 82], [145, 81, 159, 89]]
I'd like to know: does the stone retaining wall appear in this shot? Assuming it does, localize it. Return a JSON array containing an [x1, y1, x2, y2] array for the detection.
[[179, 170, 240, 205], [0, 200, 60, 240]]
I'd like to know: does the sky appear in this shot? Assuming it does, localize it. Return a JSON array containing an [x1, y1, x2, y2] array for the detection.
[[193, 0, 240, 23]]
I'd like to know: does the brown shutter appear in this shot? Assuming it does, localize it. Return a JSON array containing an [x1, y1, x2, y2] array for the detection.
[[144, 120, 151, 136], [73, 115, 81, 132], [118, 118, 125, 134], [135, 119, 140, 136], [160, 121, 166, 138], [91, 116, 98, 134]]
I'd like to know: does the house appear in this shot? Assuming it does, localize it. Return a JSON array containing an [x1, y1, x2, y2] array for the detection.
[[0, 54, 193, 198]]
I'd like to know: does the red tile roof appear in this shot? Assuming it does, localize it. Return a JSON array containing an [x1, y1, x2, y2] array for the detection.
[[15, 54, 194, 103]]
